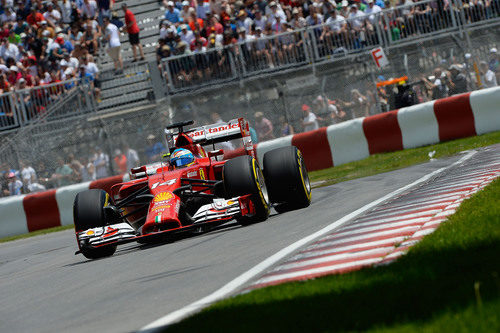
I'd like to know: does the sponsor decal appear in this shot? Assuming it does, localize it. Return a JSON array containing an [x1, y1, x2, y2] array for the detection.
[[151, 179, 177, 189], [154, 215, 162, 224], [189, 123, 240, 138], [174, 200, 180, 214], [227, 200, 236, 205], [187, 170, 198, 178], [213, 202, 225, 209], [103, 226, 119, 238], [86, 230, 95, 236], [154, 192, 174, 203], [199, 169, 205, 180], [152, 204, 170, 212]]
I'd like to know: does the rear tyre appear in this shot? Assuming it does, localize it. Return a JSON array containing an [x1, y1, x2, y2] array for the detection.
[[223, 155, 270, 224], [263, 146, 311, 212], [74, 189, 117, 259]]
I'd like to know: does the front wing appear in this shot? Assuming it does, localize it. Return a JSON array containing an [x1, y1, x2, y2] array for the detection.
[[76, 196, 253, 252]]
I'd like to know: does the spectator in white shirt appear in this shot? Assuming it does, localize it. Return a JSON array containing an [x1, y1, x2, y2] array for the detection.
[[123, 143, 140, 170], [103, 16, 123, 74], [179, 24, 195, 45], [1, 7, 16, 23], [0, 39, 19, 61], [290, 8, 306, 29], [83, 55, 99, 77], [268, 1, 287, 23], [326, 8, 347, 33], [302, 104, 320, 132], [348, 4, 365, 30], [60, 0, 73, 24], [44, 3, 62, 25], [480, 61, 498, 88], [253, 10, 267, 30], [94, 146, 110, 179], [20, 160, 37, 191], [180, 1, 194, 22], [81, 0, 98, 20], [64, 52, 80, 69], [364, 0, 382, 25], [306, 11, 323, 27], [236, 10, 253, 32]]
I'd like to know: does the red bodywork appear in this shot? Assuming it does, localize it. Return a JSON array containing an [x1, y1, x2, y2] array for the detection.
[[108, 118, 255, 238]]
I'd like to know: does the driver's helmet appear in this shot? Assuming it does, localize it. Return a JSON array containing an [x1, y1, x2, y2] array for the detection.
[[171, 148, 195, 168]]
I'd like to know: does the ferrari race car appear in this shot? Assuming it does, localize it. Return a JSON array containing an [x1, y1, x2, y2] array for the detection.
[[73, 118, 311, 259]]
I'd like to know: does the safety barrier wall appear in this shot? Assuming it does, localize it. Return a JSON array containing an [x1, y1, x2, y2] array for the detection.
[[0, 87, 499, 238], [262, 86, 500, 171]]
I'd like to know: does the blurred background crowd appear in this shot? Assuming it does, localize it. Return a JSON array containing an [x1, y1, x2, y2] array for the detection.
[[0, 0, 499, 197], [154, 0, 500, 85]]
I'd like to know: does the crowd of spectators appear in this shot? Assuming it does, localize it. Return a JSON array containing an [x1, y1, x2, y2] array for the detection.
[[0, 142, 144, 197], [0, 1, 110, 94], [0, 0, 146, 128], [156, 0, 500, 86], [1, 43, 498, 197], [248, 47, 499, 141]]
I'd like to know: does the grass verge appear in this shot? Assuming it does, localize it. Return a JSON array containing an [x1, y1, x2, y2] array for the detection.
[[0, 224, 74, 244], [168, 178, 500, 332], [310, 130, 500, 187]]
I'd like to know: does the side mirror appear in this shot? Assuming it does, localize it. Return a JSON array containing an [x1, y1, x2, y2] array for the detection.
[[164, 128, 174, 152]]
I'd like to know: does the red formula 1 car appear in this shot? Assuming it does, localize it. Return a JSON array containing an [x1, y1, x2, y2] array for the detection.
[[73, 118, 311, 259]]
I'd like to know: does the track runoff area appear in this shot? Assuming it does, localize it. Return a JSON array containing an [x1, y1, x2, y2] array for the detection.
[[140, 145, 499, 331]]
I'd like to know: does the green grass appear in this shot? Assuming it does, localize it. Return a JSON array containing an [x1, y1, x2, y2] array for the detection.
[[0, 224, 74, 243], [310, 131, 500, 187], [168, 178, 500, 332]]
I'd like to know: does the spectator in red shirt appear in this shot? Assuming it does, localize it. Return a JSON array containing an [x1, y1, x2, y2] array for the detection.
[[26, 8, 45, 29], [7, 66, 22, 86], [121, 3, 144, 62], [113, 149, 128, 174], [188, 12, 204, 32]]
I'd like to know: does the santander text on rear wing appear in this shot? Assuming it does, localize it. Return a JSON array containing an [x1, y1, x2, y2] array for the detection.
[[188, 119, 243, 144], [165, 118, 255, 158]]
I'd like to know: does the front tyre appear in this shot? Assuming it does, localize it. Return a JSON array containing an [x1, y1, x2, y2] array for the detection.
[[74, 189, 117, 259], [263, 146, 311, 212], [223, 155, 270, 224]]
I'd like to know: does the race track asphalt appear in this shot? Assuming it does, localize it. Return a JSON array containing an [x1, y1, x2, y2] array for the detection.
[[0, 153, 470, 333]]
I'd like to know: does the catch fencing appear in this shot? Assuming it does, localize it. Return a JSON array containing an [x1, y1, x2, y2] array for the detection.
[[160, 0, 500, 93], [0, 79, 96, 133], [0, 16, 499, 197]]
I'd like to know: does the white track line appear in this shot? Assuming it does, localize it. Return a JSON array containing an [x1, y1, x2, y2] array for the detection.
[[138, 150, 477, 332]]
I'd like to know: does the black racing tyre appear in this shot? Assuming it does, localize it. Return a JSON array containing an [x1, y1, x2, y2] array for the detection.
[[223, 155, 270, 224], [73, 189, 117, 259], [263, 146, 311, 212]]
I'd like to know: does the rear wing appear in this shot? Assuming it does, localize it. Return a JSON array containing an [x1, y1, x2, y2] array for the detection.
[[165, 118, 255, 157]]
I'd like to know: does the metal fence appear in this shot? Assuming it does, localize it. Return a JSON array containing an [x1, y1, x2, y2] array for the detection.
[[0, 19, 499, 197], [160, 0, 500, 93], [0, 79, 96, 133]]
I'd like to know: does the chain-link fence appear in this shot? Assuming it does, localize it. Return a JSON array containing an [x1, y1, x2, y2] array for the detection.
[[1, 22, 499, 197], [167, 26, 499, 138]]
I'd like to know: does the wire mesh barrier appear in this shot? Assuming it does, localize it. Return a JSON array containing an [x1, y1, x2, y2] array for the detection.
[[0, 18, 499, 197], [161, 47, 238, 91], [0, 79, 95, 133], [160, 0, 500, 93], [165, 28, 499, 141]]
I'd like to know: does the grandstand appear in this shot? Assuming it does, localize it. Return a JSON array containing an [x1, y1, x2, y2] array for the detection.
[[94, 0, 164, 115], [0, 0, 499, 198]]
